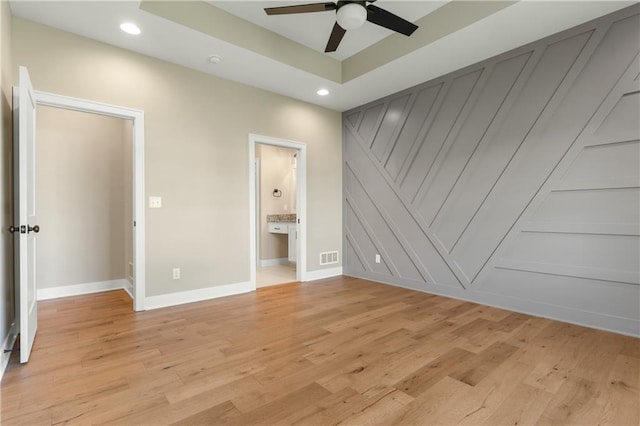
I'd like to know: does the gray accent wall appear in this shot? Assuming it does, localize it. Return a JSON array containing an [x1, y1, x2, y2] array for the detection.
[[343, 5, 640, 336]]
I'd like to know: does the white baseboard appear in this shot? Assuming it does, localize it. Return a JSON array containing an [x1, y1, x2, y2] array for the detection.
[[123, 279, 134, 300], [303, 266, 343, 282], [33, 269, 340, 317], [144, 281, 253, 310], [259, 258, 289, 267], [0, 322, 18, 382], [37, 279, 128, 301]]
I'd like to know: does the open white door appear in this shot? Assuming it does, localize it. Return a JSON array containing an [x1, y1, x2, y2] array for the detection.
[[13, 66, 38, 363]]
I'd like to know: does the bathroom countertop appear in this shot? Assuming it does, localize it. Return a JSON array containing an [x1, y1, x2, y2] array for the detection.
[[266, 214, 296, 223]]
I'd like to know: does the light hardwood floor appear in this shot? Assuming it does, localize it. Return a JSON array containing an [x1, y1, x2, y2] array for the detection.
[[1, 276, 638, 425]]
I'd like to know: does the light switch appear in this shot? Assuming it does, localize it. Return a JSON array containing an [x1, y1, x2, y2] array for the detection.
[[149, 196, 162, 208]]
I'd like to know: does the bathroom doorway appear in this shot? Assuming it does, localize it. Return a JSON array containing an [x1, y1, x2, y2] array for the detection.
[[249, 134, 307, 289], [255, 143, 297, 287]]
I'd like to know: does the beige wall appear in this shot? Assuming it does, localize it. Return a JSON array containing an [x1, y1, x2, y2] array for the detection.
[[12, 18, 342, 297], [257, 144, 296, 262], [36, 106, 130, 289], [0, 1, 14, 346]]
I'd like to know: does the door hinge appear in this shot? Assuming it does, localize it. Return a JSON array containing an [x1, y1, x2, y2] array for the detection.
[[134, 221, 136, 227]]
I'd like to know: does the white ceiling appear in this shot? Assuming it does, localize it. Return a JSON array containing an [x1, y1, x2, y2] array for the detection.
[[9, 1, 636, 112]]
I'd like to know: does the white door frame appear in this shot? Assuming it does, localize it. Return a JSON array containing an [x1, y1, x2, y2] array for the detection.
[[254, 157, 261, 271], [35, 91, 146, 311], [249, 134, 307, 288]]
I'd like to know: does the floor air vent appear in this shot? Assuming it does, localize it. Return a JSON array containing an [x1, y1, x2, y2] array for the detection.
[[320, 251, 339, 265]]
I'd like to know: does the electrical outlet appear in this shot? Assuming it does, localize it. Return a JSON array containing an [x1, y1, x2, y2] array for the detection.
[[172, 268, 180, 280], [375, 254, 381, 264]]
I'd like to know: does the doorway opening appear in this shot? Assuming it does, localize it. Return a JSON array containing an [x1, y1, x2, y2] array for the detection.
[[249, 134, 307, 289], [35, 106, 134, 304], [34, 91, 145, 311]]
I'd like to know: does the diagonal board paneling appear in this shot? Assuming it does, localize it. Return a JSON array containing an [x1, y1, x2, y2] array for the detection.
[[414, 51, 533, 228], [343, 5, 640, 336], [344, 139, 461, 288], [430, 32, 592, 251]]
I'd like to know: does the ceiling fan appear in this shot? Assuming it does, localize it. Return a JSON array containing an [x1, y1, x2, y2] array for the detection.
[[264, 1, 419, 53]]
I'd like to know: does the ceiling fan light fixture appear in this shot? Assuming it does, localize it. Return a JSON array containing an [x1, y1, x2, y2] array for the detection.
[[336, 3, 367, 30]]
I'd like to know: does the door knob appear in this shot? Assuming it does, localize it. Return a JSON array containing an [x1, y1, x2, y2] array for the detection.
[[27, 225, 40, 233], [8, 225, 20, 234]]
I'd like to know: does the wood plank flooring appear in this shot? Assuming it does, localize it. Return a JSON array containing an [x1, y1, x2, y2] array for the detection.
[[1, 276, 638, 425]]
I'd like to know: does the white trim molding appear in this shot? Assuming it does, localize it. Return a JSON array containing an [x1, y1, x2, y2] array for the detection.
[[144, 281, 253, 310], [0, 321, 18, 382], [37, 279, 129, 301], [303, 267, 343, 282], [123, 279, 134, 300]]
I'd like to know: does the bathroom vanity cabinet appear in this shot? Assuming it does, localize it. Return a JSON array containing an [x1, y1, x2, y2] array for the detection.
[[267, 221, 297, 263]]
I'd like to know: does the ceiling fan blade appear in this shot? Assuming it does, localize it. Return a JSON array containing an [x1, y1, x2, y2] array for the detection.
[[325, 22, 346, 52], [265, 2, 336, 15], [365, 4, 418, 36]]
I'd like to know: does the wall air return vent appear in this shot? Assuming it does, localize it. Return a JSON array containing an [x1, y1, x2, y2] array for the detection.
[[320, 251, 339, 265]]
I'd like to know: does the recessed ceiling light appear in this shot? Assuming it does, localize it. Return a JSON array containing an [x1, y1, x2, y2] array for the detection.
[[208, 55, 223, 64], [317, 89, 329, 96], [120, 22, 141, 35]]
